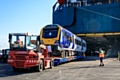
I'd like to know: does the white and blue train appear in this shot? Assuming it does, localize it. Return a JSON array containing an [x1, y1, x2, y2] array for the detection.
[[40, 24, 87, 56]]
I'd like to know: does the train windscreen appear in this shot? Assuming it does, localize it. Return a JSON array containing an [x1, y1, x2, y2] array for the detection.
[[42, 28, 58, 38]]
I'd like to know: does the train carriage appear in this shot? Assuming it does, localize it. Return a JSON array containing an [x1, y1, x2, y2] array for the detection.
[[40, 24, 87, 57]]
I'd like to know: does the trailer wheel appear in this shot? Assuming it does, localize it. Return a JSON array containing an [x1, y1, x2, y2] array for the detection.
[[50, 60, 54, 69], [12, 67, 19, 72], [37, 60, 44, 72]]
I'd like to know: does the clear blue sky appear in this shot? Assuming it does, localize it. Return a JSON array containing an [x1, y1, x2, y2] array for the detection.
[[0, 0, 57, 48]]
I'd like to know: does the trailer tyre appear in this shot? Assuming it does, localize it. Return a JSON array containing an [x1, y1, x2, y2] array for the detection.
[[37, 60, 44, 72]]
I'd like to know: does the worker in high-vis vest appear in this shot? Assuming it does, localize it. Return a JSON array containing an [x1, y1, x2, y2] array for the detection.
[[99, 48, 104, 66], [17, 39, 23, 47]]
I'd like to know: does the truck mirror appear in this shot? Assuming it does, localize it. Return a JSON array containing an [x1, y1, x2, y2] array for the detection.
[[8, 40, 10, 43], [37, 36, 40, 41], [8, 34, 12, 42]]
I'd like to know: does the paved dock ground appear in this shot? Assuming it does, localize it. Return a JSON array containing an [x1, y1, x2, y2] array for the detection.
[[0, 56, 120, 80]]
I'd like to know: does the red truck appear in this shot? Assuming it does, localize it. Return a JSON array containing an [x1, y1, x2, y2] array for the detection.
[[7, 33, 54, 72]]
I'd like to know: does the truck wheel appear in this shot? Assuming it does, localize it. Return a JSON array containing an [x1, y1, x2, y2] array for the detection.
[[37, 60, 44, 72], [12, 67, 19, 72], [50, 60, 54, 69]]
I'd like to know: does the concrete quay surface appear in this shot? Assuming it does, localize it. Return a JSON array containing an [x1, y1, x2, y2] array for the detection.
[[0, 56, 120, 80]]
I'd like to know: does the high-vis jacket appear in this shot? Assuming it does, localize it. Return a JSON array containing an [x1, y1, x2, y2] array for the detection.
[[99, 50, 104, 58]]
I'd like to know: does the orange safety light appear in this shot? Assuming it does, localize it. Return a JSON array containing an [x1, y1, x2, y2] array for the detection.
[[58, 0, 65, 5]]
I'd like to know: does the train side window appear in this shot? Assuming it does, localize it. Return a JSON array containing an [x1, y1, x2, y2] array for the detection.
[[68, 36, 71, 42], [77, 40, 78, 44], [75, 39, 78, 44], [75, 39, 77, 44], [82, 43, 86, 47], [80, 41, 82, 45], [80, 41, 82, 46], [71, 36, 74, 43]]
